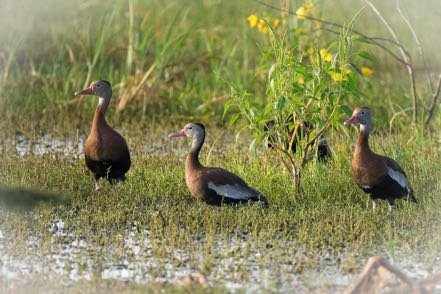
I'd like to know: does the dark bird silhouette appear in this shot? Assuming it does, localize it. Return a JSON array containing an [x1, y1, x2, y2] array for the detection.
[[264, 116, 331, 161]]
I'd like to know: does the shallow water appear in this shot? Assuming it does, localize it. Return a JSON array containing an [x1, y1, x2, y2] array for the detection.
[[6, 134, 86, 158], [3, 133, 226, 158], [1, 219, 440, 293]]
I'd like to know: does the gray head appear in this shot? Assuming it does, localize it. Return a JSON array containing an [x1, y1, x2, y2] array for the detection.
[[169, 123, 205, 140], [344, 106, 372, 132], [75, 80, 112, 112], [75, 80, 112, 98], [169, 123, 206, 153]]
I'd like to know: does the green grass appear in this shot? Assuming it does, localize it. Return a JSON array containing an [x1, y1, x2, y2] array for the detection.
[[1, 0, 441, 291], [0, 125, 440, 290], [1, 0, 440, 133]]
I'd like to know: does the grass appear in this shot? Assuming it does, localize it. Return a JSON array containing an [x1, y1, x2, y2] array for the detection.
[[1, 0, 441, 291], [1, 0, 440, 133], [0, 124, 440, 290]]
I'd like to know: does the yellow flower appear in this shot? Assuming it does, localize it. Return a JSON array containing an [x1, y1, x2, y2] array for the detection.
[[296, 0, 313, 20], [257, 19, 268, 34], [273, 18, 281, 30], [247, 14, 258, 28], [320, 48, 332, 62], [361, 66, 373, 76], [331, 72, 347, 82], [307, 47, 316, 55], [298, 77, 305, 85], [296, 6, 307, 20]]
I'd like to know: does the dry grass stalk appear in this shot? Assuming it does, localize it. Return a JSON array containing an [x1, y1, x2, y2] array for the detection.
[[344, 256, 441, 294]]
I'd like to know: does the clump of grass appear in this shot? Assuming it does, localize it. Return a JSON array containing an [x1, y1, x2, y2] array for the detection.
[[1, 125, 440, 253]]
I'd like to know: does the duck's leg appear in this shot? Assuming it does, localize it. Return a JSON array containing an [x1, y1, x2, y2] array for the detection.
[[372, 199, 378, 211], [386, 198, 394, 212], [95, 181, 102, 191]]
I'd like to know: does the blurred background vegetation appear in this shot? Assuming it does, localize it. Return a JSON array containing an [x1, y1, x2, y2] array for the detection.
[[0, 0, 440, 135]]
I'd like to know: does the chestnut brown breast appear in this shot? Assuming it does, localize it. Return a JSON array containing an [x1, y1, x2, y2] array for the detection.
[[351, 149, 387, 188], [84, 108, 131, 182], [85, 109, 129, 162]]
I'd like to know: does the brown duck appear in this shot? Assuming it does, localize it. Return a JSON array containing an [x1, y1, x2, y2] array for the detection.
[[169, 123, 268, 206], [75, 80, 131, 190], [344, 107, 416, 211]]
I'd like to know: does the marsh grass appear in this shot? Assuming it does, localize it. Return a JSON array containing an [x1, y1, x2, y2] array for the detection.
[[1, 0, 441, 291], [0, 124, 440, 291]]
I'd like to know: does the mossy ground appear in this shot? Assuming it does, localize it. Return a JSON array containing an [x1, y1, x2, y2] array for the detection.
[[1, 0, 441, 291]]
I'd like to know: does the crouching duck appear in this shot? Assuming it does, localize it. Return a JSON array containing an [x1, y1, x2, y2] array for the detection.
[[169, 123, 268, 206], [75, 80, 131, 190], [344, 107, 416, 211]]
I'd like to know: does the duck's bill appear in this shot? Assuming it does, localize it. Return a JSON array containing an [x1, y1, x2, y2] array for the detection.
[[168, 129, 187, 138], [74, 87, 94, 96], [344, 116, 359, 125]]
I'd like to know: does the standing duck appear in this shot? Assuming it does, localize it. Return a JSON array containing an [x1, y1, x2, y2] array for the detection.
[[75, 80, 131, 190], [344, 107, 416, 211], [169, 123, 268, 206]]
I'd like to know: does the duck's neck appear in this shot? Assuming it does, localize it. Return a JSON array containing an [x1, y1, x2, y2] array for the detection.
[[97, 92, 111, 114], [355, 124, 371, 153], [186, 133, 205, 170], [92, 95, 111, 131]]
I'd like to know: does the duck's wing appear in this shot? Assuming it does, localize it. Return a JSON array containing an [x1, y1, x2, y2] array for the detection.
[[382, 156, 416, 201], [203, 168, 268, 205], [382, 156, 411, 190]]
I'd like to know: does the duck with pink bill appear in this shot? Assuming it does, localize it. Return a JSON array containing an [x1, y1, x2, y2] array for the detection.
[[75, 80, 131, 190], [169, 123, 268, 206], [344, 107, 416, 211]]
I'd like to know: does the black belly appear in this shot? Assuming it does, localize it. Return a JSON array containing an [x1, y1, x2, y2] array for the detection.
[[85, 154, 131, 182], [358, 174, 409, 201]]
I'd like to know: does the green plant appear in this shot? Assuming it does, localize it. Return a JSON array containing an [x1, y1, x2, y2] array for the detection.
[[227, 18, 364, 188]]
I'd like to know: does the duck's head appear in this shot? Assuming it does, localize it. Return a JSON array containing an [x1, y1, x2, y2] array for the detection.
[[169, 123, 205, 140], [75, 80, 112, 98], [344, 107, 372, 130]]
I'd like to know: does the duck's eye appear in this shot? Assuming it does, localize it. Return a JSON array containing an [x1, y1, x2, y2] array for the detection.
[[189, 127, 193, 130], [360, 111, 365, 115], [96, 84, 101, 88]]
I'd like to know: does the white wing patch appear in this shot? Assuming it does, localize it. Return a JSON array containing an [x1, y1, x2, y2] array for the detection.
[[387, 167, 410, 191], [207, 182, 251, 200]]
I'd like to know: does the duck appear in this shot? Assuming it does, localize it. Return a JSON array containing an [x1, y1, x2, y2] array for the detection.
[[75, 80, 131, 190], [344, 107, 416, 211], [169, 123, 268, 206], [264, 116, 332, 161]]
